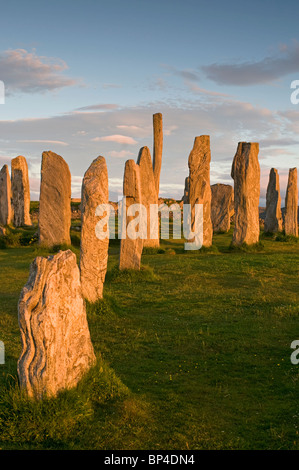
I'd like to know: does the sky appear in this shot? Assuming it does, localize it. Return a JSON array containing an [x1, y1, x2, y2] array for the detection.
[[0, 0, 299, 204]]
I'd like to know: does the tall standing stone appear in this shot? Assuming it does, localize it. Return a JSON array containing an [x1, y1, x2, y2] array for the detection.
[[211, 183, 234, 233], [80, 156, 109, 302], [188, 135, 213, 247], [0, 165, 13, 226], [285, 167, 298, 237], [119, 160, 144, 270], [231, 142, 260, 246], [11, 156, 31, 227], [264, 168, 283, 233], [39, 151, 71, 246], [17, 250, 96, 400], [137, 146, 159, 248], [153, 112, 163, 198]]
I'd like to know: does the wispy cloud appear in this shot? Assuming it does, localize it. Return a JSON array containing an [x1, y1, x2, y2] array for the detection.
[[161, 64, 200, 82], [201, 42, 299, 86], [17, 139, 69, 146], [185, 82, 230, 97], [107, 150, 135, 158], [74, 103, 119, 113], [91, 134, 137, 145], [0, 49, 78, 94]]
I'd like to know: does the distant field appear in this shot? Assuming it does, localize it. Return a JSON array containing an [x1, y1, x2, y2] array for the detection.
[[0, 224, 298, 450]]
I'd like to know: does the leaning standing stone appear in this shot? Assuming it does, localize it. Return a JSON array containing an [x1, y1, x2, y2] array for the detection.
[[285, 167, 298, 237], [11, 156, 32, 227], [0, 164, 13, 226], [264, 168, 283, 233], [188, 135, 213, 247], [211, 183, 234, 233], [119, 159, 144, 270], [80, 156, 109, 302], [38, 151, 71, 246], [231, 142, 260, 246], [17, 250, 96, 400]]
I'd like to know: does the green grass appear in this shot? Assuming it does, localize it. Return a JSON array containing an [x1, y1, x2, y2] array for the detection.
[[0, 227, 299, 449]]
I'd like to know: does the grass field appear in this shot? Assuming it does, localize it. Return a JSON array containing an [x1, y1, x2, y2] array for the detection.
[[0, 222, 298, 450]]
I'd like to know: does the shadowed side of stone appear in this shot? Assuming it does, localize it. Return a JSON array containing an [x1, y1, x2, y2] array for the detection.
[[264, 168, 283, 233], [0, 164, 13, 226], [211, 183, 234, 233], [11, 156, 31, 227]]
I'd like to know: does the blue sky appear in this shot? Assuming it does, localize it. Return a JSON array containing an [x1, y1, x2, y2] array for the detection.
[[0, 0, 299, 203]]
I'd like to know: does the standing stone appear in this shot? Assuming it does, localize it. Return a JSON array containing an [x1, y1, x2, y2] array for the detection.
[[182, 176, 190, 204], [137, 146, 159, 248], [39, 151, 71, 247], [211, 184, 234, 233], [264, 168, 283, 233], [285, 167, 298, 237], [11, 156, 31, 227], [0, 165, 13, 226], [231, 142, 260, 245], [119, 160, 144, 270], [188, 135, 213, 247], [153, 113, 163, 198], [17, 250, 96, 400], [80, 156, 109, 302]]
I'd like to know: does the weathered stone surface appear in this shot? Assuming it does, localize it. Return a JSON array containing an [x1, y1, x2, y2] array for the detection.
[[188, 135, 213, 247], [80, 156, 109, 302], [119, 159, 144, 270], [137, 146, 159, 247], [264, 168, 283, 233], [17, 250, 96, 400], [0, 165, 13, 226], [211, 183, 234, 233], [285, 167, 298, 236], [231, 142, 260, 245], [39, 151, 71, 246], [182, 176, 190, 204], [11, 156, 31, 227], [153, 113, 163, 197]]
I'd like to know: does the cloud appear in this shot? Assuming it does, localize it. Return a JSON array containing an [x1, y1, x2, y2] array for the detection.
[[201, 42, 299, 86], [161, 64, 200, 82], [74, 103, 119, 112], [185, 82, 230, 97], [0, 49, 78, 94], [0, 97, 298, 201], [17, 139, 69, 146], [259, 138, 299, 148], [107, 150, 135, 158], [91, 134, 137, 145]]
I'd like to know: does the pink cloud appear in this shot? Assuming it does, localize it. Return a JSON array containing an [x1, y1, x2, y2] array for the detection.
[[0, 49, 78, 94], [91, 134, 137, 145]]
